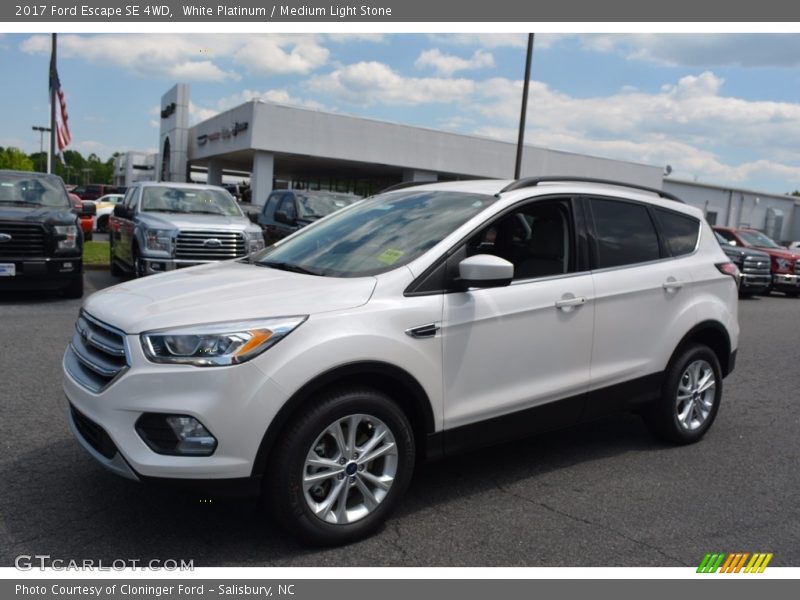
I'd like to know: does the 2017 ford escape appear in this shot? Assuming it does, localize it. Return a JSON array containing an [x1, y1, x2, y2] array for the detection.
[[63, 178, 739, 545]]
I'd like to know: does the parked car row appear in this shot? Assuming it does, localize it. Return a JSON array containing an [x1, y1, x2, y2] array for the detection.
[[713, 226, 800, 298]]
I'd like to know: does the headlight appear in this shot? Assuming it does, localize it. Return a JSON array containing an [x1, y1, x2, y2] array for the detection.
[[141, 316, 307, 367], [54, 225, 78, 251], [247, 230, 265, 253], [144, 229, 172, 253]]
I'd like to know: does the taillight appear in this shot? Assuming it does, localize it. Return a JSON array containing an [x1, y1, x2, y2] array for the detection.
[[716, 262, 740, 287]]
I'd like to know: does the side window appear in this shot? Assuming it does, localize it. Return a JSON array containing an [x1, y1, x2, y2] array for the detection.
[[121, 188, 136, 212], [715, 229, 737, 245], [654, 208, 699, 257], [465, 200, 573, 280], [277, 194, 297, 221], [590, 198, 660, 269], [263, 192, 281, 217]]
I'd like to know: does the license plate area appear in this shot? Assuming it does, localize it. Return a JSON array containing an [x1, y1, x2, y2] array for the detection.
[[0, 263, 16, 277]]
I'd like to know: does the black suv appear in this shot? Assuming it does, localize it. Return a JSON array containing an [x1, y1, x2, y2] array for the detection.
[[258, 190, 361, 244], [0, 170, 91, 297]]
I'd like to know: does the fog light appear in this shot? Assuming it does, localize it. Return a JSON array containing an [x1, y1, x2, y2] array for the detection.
[[135, 413, 217, 456]]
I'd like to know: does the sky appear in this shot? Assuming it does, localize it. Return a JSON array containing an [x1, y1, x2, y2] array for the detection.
[[2, 32, 800, 194]]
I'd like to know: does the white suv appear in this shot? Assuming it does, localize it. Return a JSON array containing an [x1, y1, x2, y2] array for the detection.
[[63, 177, 739, 545]]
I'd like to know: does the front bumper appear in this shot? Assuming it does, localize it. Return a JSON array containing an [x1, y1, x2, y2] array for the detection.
[[140, 257, 217, 275], [739, 273, 771, 292], [771, 273, 800, 292], [63, 336, 289, 481], [0, 255, 81, 290]]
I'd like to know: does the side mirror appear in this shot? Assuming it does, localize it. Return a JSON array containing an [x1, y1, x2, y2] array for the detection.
[[113, 204, 129, 219], [458, 254, 514, 289], [274, 210, 295, 225], [80, 201, 96, 217]]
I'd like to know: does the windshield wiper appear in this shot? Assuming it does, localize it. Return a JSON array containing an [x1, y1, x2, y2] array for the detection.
[[189, 210, 226, 215], [0, 200, 34, 206], [144, 208, 179, 213], [257, 261, 323, 276]]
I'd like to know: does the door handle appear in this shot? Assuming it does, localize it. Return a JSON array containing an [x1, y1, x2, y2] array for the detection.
[[662, 280, 686, 291], [555, 296, 586, 310]]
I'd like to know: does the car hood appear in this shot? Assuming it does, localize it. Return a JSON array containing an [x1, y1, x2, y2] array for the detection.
[[84, 261, 377, 334], [139, 212, 257, 231], [753, 246, 800, 260], [0, 205, 75, 225]]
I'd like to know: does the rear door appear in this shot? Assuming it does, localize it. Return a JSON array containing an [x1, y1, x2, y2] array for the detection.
[[585, 196, 698, 416]]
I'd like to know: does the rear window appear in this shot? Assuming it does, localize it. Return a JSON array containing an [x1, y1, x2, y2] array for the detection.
[[655, 208, 700, 256], [590, 198, 660, 268]]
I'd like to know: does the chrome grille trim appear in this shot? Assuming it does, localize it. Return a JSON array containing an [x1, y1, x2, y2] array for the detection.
[[741, 256, 771, 275], [0, 222, 46, 258], [66, 311, 129, 393], [175, 230, 246, 261]]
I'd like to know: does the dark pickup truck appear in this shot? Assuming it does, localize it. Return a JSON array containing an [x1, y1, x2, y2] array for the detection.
[[713, 231, 771, 296], [0, 170, 93, 297]]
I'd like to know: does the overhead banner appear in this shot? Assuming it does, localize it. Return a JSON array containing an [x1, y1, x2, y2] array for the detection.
[[4, 0, 800, 22]]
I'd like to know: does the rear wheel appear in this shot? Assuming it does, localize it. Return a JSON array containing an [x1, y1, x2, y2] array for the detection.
[[268, 387, 415, 546], [644, 344, 722, 445], [96, 215, 109, 233]]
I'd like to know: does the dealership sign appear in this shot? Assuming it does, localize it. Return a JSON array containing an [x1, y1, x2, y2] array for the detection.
[[197, 122, 249, 145]]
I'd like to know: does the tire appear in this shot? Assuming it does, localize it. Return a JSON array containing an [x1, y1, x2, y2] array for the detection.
[[63, 275, 84, 299], [268, 387, 415, 546], [96, 215, 109, 233], [643, 344, 722, 445]]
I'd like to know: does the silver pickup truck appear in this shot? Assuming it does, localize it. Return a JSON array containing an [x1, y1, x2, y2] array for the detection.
[[109, 182, 264, 277]]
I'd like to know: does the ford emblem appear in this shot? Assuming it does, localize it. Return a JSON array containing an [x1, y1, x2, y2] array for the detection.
[[203, 238, 222, 248], [0, 233, 12, 243]]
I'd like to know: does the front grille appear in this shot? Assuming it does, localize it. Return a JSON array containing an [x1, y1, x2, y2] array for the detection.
[[65, 311, 128, 393], [742, 255, 771, 276], [70, 405, 117, 459], [0, 222, 46, 258], [175, 230, 246, 261]]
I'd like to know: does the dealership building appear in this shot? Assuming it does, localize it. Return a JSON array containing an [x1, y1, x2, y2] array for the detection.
[[148, 83, 800, 241]]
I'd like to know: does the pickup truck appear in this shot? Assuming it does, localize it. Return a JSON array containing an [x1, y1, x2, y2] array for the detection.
[[714, 226, 800, 297], [109, 182, 264, 277], [713, 231, 771, 296], [0, 169, 93, 297]]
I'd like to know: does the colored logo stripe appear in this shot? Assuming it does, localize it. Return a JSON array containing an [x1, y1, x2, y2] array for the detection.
[[697, 552, 772, 573]]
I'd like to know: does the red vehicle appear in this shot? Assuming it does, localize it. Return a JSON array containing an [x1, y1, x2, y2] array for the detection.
[[69, 193, 95, 242], [72, 184, 119, 201], [714, 226, 800, 296]]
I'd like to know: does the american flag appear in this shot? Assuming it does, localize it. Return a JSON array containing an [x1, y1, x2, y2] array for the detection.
[[49, 67, 71, 155]]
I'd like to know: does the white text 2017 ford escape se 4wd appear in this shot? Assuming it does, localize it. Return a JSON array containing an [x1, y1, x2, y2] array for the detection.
[[64, 178, 739, 545]]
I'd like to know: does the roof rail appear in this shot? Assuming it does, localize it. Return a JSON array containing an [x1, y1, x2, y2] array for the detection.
[[498, 176, 684, 203], [378, 181, 433, 194]]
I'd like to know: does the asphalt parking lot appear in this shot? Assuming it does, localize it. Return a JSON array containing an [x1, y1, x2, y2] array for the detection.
[[1, 272, 799, 567]]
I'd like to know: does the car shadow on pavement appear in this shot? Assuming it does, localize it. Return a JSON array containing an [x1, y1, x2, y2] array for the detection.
[[0, 412, 668, 567]]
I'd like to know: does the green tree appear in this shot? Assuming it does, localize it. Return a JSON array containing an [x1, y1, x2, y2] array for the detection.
[[0, 147, 34, 171]]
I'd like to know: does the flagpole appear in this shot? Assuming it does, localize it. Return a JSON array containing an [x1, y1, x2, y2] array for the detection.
[[48, 33, 57, 174]]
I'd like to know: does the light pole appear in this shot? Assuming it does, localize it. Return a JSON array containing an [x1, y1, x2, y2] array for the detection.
[[32, 125, 51, 173]]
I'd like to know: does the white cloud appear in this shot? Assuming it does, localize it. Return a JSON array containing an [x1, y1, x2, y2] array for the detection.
[[326, 33, 385, 44], [428, 33, 529, 49], [19, 34, 333, 81], [308, 61, 476, 105], [20, 34, 239, 82], [579, 34, 800, 68], [231, 36, 329, 75], [415, 49, 494, 76]]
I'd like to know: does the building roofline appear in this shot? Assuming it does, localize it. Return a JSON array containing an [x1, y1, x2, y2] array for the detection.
[[665, 177, 798, 202]]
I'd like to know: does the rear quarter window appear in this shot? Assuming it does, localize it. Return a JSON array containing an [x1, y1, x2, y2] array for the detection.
[[655, 208, 700, 257]]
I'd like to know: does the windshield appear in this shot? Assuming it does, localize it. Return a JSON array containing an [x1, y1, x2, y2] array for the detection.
[[297, 193, 360, 219], [738, 230, 781, 248], [141, 186, 242, 216], [253, 190, 497, 277], [0, 172, 70, 208]]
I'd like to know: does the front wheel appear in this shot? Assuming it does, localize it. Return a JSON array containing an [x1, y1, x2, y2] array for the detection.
[[643, 344, 722, 445], [268, 388, 415, 546]]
